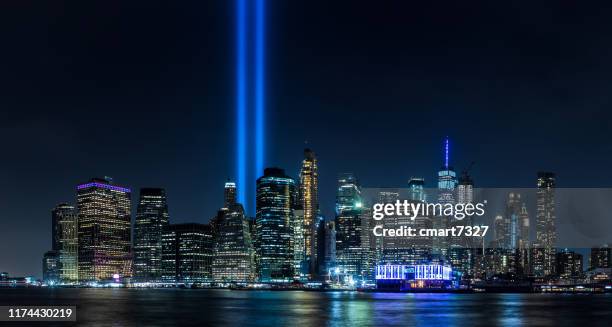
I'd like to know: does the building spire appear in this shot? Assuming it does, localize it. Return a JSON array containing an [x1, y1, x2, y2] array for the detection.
[[444, 136, 449, 169]]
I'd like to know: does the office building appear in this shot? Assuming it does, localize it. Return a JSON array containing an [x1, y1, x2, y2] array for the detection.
[[224, 181, 237, 208], [556, 249, 583, 280], [212, 204, 255, 283], [590, 244, 611, 269], [408, 178, 426, 202], [255, 168, 296, 282], [335, 173, 367, 279], [42, 250, 60, 285], [133, 188, 170, 283], [535, 172, 556, 277], [52, 203, 78, 283], [77, 177, 132, 282], [300, 148, 319, 277], [292, 208, 307, 280], [161, 223, 214, 284]]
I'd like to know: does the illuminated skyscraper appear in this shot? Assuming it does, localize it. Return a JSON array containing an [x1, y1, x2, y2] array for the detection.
[[292, 208, 307, 280], [408, 178, 426, 202], [317, 220, 336, 277], [335, 173, 365, 279], [133, 188, 169, 283], [518, 203, 531, 275], [212, 203, 255, 283], [436, 137, 456, 256], [535, 172, 556, 277], [456, 171, 473, 205], [556, 248, 583, 280], [300, 148, 319, 277], [437, 137, 457, 201], [224, 181, 237, 208], [360, 206, 377, 281], [451, 168, 475, 278], [42, 250, 60, 285], [519, 203, 530, 248], [590, 244, 611, 269], [494, 215, 505, 246], [52, 203, 78, 283], [76, 177, 132, 282], [161, 223, 214, 284], [376, 191, 399, 263], [505, 193, 522, 249], [256, 168, 296, 282]]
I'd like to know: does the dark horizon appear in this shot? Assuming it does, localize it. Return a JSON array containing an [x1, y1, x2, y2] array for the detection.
[[2, 0, 612, 277]]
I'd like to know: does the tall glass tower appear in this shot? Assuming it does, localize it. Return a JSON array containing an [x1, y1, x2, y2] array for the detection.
[[437, 137, 457, 199], [335, 173, 365, 280], [133, 188, 170, 283], [535, 172, 556, 277], [436, 138, 457, 256], [300, 148, 319, 277], [256, 168, 296, 282]]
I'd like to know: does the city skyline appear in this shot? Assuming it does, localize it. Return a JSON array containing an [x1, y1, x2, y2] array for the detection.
[[3, 140, 612, 279], [31, 155, 611, 287], [3, 0, 612, 279]]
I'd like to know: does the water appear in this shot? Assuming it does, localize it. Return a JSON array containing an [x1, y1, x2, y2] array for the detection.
[[1, 289, 611, 326]]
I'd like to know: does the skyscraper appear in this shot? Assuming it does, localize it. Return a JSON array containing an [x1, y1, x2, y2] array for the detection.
[[408, 178, 426, 202], [256, 168, 296, 282], [590, 244, 611, 269], [519, 203, 530, 248], [457, 172, 473, 205], [335, 173, 367, 280], [437, 137, 457, 256], [437, 137, 457, 202], [451, 168, 475, 278], [133, 188, 169, 283], [77, 177, 132, 283], [318, 220, 336, 278], [518, 203, 531, 275], [51, 203, 78, 283], [505, 193, 522, 249], [494, 215, 505, 246], [536, 172, 556, 277], [212, 203, 255, 283], [556, 248, 583, 280], [291, 208, 307, 280], [161, 223, 214, 284], [42, 250, 59, 285], [300, 148, 319, 277], [224, 181, 237, 209]]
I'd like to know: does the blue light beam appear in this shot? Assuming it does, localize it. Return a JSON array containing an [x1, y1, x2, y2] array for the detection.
[[255, 0, 266, 180], [236, 0, 247, 208]]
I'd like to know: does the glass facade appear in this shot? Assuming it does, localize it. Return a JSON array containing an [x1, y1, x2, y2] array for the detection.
[[212, 204, 255, 283], [536, 172, 556, 277], [335, 173, 368, 280], [133, 188, 169, 283], [255, 168, 296, 282], [161, 223, 214, 284], [300, 148, 319, 277]]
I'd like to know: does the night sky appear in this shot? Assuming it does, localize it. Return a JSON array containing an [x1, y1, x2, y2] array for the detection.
[[2, 0, 612, 277]]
